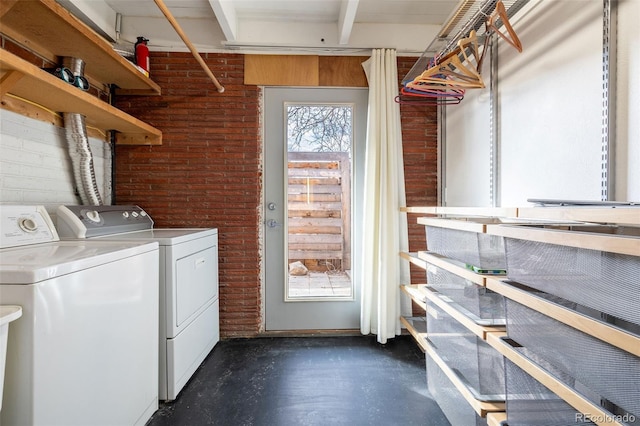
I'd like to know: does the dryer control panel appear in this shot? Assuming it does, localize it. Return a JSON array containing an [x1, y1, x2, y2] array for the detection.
[[56, 205, 154, 238]]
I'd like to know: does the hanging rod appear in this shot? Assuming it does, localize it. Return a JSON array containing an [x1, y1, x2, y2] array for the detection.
[[153, 0, 225, 93], [428, 0, 530, 58], [402, 0, 530, 85], [433, 0, 498, 57]]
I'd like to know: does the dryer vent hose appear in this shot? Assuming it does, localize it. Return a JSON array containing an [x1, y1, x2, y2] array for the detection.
[[62, 58, 103, 206], [64, 112, 103, 206]]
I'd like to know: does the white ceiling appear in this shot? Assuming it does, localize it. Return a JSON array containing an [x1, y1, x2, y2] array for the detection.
[[97, 0, 463, 54]]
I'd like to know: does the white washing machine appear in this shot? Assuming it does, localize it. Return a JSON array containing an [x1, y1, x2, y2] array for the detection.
[[0, 205, 159, 426], [56, 205, 220, 401]]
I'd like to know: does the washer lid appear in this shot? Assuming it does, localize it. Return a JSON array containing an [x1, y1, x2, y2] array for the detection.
[[92, 228, 218, 245], [0, 240, 158, 284]]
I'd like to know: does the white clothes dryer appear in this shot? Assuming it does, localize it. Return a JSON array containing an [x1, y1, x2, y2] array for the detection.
[[0, 205, 159, 426], [56, 205, 220, 401]]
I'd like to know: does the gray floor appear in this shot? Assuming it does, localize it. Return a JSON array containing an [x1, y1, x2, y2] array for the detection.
[[146, 335, 450, 426]]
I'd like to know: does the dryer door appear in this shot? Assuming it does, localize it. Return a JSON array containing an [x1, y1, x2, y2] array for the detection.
[[174, 243, 218, 328]]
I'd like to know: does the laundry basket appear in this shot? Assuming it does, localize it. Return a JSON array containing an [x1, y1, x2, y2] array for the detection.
[[0, 306, 22, 412]]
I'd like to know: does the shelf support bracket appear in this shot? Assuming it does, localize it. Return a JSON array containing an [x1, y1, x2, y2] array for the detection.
[[601, 0, 617, 201], [0, 70, 24, 97]]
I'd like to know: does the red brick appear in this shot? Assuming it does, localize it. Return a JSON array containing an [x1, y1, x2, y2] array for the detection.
[[115, 53, 437, 336]]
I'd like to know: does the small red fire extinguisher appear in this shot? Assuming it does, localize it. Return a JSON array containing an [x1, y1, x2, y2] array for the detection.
[[134, 36, 150, 77]]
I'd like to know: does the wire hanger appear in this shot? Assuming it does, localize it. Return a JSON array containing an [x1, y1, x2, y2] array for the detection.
[[487, 0, 523, 53]]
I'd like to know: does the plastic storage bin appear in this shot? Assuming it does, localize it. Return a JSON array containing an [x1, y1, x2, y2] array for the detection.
[[426, 264, 505, 322], [503, 225, 640, 327], [505, 297, 640, 421], [426, 298, 505, 399]]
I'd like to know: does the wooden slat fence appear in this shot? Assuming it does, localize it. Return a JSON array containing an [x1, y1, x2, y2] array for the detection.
[[287, 152, 351, 271]]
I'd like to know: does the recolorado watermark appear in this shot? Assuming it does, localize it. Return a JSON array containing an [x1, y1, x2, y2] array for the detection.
[[575, 413, 636, 423]]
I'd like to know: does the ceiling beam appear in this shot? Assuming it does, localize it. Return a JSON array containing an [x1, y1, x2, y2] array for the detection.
[[207, 0, 237, 42], [338, 0, 359, 45]]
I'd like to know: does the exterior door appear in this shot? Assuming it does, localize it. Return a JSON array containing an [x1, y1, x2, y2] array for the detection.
[[264, 87, 368, 330]]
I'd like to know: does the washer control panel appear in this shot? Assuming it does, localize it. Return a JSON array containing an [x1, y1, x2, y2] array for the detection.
[[56, 205, 154, 238], [0, 205, 59, 248]]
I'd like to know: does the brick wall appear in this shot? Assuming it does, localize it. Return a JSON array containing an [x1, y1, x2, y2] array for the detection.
[[397, 56, 439, 285], [114, 52, 437, 337], [114, 52, 262, 337]]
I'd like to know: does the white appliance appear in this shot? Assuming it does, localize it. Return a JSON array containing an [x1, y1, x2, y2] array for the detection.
[[0, 205, 159, 426], [0, 305, 22, 413], [56, 204, 220, 401]]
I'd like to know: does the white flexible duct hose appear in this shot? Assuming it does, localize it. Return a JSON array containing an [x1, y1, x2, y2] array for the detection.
[[64, 112, 102, 206], [64, 112, 103, 206], [63, 57, 103, 206]]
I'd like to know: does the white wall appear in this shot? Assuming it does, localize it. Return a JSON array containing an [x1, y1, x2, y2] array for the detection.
[[616, 0, 640, 201], [0, 110, 111, 214], [445, 85, 492, 206], [444, 0, 639, 206]]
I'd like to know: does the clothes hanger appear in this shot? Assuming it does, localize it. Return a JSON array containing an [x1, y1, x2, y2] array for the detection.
[[410, 30, 485, 90], [401, 86, 465, 99], [487, 0, 523, 52], [456, 30, 482, 78], [395, 93, 464, 105]]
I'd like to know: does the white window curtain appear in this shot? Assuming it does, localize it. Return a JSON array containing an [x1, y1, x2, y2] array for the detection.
[[360, 48, 412, 344]]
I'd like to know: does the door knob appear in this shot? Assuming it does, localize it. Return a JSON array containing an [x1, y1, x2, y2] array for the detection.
[[266, 219, 282, 228]]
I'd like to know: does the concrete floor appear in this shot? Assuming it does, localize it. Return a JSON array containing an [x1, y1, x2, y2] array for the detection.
[[146, 335, 450, 426]]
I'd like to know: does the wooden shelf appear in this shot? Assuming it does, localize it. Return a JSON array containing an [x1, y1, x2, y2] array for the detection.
[[487, 223, 640, 256], [417, 251, 488, 286], [1, 49, 162, 145], [486, 278, 640, 357], [487, 333, 627, 426], [405, 206, 639, 425], [399, 316, 428, 352], [400, 284, 427, 311], [1, 0, 161, 95], [418, 216, 492, 233], [403, 205, 639, 226], [518, 206, 640, 226], [399, 251, 428, 270], [402, 206, 519, 217], [486, 411, 507, 426]]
